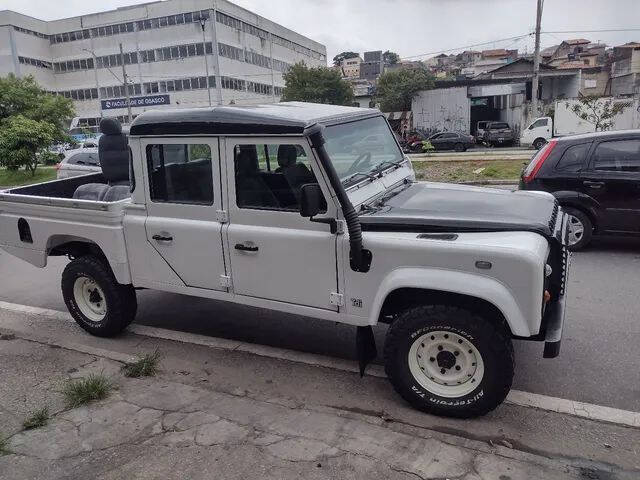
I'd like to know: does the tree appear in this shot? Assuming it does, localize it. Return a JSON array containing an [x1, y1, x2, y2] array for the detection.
[[0, 74, 74, 174], [375, 68, 434, 112], [383, 50, 400, 65], [0, 115, 57, 174], [566, 95, 631, 131], [332, 51, 360, 67], [282, 63, 354, 106]]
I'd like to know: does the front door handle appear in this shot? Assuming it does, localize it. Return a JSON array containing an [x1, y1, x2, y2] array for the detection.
[[583, 180, 604, 189], [152, 234, 173, 243], [234, 243, 258, 252]]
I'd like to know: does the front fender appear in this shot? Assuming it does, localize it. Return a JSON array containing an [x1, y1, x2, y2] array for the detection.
[[369, 268, 534, 337]]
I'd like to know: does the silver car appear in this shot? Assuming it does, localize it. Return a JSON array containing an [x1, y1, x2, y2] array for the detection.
[[56, 148, 101, 179]]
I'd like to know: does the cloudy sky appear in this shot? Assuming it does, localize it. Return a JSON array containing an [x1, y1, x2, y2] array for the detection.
[[2, 0, 638, 62]]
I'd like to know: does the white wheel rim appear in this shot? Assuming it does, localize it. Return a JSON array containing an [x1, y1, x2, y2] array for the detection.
[[408, 331, 484, 398], [567, 215, 584, 246], [73, 276, 107, 322]]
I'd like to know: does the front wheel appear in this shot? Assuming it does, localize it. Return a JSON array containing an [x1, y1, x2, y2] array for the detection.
[[454, 143, 466, 152], [533, 138, 547, 150], [62, 255, 137, 337], [384, 305, 514, 418]]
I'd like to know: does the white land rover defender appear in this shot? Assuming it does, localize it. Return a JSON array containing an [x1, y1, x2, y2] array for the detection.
[[0, 103, 569, 418]]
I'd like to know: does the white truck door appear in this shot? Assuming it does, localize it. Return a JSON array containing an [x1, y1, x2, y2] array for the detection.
[[139, 138, 227, 290], [224, 139, 339, 311]]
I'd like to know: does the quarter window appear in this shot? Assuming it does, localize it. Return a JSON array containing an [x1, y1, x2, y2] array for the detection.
[[146, 144, 213, 205], [234, 144, 324, 211], [555, 143, 589, 172], [593, 139, 640, 172]]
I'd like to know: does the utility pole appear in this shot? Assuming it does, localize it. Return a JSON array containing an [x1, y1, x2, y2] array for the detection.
[[119, 43, 132, 124], [531, 0, 544, 120], [82, 48, 103, 119], [199, 15, 213, 107]]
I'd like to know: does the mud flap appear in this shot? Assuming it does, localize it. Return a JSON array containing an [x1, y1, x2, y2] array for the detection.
[[356, 326, 377, 377]]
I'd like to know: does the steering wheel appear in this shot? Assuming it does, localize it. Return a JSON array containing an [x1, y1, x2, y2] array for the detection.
[[345, 152, 372, 175]]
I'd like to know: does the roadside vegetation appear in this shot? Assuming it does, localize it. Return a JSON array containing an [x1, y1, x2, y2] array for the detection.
[[413, 159, 527, 183], [22, 407, 49, 430], [121, 349, 162, 378], [62, 374, 113, 408], [0, 167, 56, 187]]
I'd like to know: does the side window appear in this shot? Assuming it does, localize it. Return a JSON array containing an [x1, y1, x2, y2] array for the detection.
[[593, 139, 640, 173], [234, 143, 325, 212], [529, 118, 548, 129], [68, 153, 90, 165], [555, 143, 589, 173], [146, 143, 213, 204]]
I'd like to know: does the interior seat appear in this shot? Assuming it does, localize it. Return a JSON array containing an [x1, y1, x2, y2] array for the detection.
[[276, 145, 314, 201], [235, 148, 279, 209], [72, 118, 131, 202]]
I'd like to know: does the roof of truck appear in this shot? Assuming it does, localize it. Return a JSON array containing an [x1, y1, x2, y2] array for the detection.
[[129, 102, 381, 136]]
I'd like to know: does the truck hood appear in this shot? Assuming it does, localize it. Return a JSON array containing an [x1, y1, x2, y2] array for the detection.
[[359, 182, 560, 239]]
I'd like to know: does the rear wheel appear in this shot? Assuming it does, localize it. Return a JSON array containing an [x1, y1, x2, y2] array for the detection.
[[454, 143, 466, 152], [62, 255, 137, 337], [564, 207, 593, 251], [533, 138, 547, 150], [384, 305, 514, 418]]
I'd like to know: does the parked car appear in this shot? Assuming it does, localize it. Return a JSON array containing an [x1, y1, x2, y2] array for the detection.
[[428, 132, 475, 152], [482, 122, 515, 147], [0, 103, 570, 418], [56, 148, 101, 179], [520, 129, 640, 250]]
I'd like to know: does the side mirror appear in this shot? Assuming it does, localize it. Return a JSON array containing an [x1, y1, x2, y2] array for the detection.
[[299, 183, 326, 217]]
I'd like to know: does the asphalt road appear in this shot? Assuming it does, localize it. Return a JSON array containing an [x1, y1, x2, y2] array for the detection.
[[1, 236, 639, 412]]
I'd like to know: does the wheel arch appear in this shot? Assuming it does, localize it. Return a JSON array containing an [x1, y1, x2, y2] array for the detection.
[[47, 235, 131, 284], [554, 193, 599, 232], [370, 268, 533, 337]]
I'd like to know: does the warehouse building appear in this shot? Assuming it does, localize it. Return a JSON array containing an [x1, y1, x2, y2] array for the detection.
[[0, 0, 326, 132]]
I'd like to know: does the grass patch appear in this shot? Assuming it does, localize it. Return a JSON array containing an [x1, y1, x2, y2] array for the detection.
[[121, 349, 161, 378], [62, 374, 113, 408], [413, 159, 528, 183], [0, 434, 8, 455], [22, 407, 49, 430], [0, 167, 56, 188]]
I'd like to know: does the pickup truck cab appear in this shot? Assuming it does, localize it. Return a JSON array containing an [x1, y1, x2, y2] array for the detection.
[[0, 102, 569, 418], [482, 121, 515, 147]]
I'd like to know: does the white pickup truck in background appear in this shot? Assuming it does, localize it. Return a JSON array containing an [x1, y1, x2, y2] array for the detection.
[[521, 97, 640, 149]]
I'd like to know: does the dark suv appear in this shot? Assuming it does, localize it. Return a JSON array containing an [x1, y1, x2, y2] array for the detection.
[[519, 130, 640, 250]]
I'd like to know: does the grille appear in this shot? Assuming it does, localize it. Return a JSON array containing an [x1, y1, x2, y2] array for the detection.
[[560, 245, 569, 295], [548, 199, 559, 233]]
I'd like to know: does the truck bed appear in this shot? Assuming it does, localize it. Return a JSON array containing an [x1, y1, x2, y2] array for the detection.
[[0, 174, 132, 283]]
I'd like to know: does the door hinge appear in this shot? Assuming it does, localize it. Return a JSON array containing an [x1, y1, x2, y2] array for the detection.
[[329, 292, 344, 307], [219, 275, 232, 288], [335, 220, 346, 235], [216, 210, 228, 223]]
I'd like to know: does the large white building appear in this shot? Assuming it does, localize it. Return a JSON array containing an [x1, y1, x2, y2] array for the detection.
[[0, 0, 326, 132]]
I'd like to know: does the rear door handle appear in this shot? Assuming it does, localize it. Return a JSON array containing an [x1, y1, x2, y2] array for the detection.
[[234, 243, 258, 252], [583, 180, 604, 188], [152, 234, 173, 242]]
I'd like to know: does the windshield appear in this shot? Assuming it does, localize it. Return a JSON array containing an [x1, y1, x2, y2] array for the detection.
[[323, 116, 404, 184]]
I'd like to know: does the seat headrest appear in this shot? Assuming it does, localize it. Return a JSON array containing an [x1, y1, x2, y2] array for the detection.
[[235, 148, 259, 177], [277, 145, 298, 168], [100, 118, 122, 135]]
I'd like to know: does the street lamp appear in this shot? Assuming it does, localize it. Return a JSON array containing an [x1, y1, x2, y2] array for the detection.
[[199, 15, 213, 107]]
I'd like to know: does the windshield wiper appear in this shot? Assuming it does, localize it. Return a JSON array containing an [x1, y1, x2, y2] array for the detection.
[[341, 171, 377, 187], [369, 159, 405, 175]]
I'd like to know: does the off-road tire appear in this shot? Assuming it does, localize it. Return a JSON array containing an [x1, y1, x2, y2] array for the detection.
[[563, 207, 593, 251], [384, 305, 514, 418], [62, 255, 137, 337]]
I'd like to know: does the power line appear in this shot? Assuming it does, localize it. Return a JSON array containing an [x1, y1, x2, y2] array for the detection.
[[400, 33, 533, 60], [542, 28, 640, 34]]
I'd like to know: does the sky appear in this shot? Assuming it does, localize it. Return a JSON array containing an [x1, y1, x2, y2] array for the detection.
[[1, 0, 639, 63]]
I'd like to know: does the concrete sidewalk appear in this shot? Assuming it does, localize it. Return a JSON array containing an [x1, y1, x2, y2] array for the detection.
[[1, 308, 639, 480]]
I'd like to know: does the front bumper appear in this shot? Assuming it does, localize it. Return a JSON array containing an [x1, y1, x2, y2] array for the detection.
[[542, 295, 566, 358]]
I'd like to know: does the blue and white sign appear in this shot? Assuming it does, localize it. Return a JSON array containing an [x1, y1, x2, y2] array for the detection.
[[101, 94, 170, 110]]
